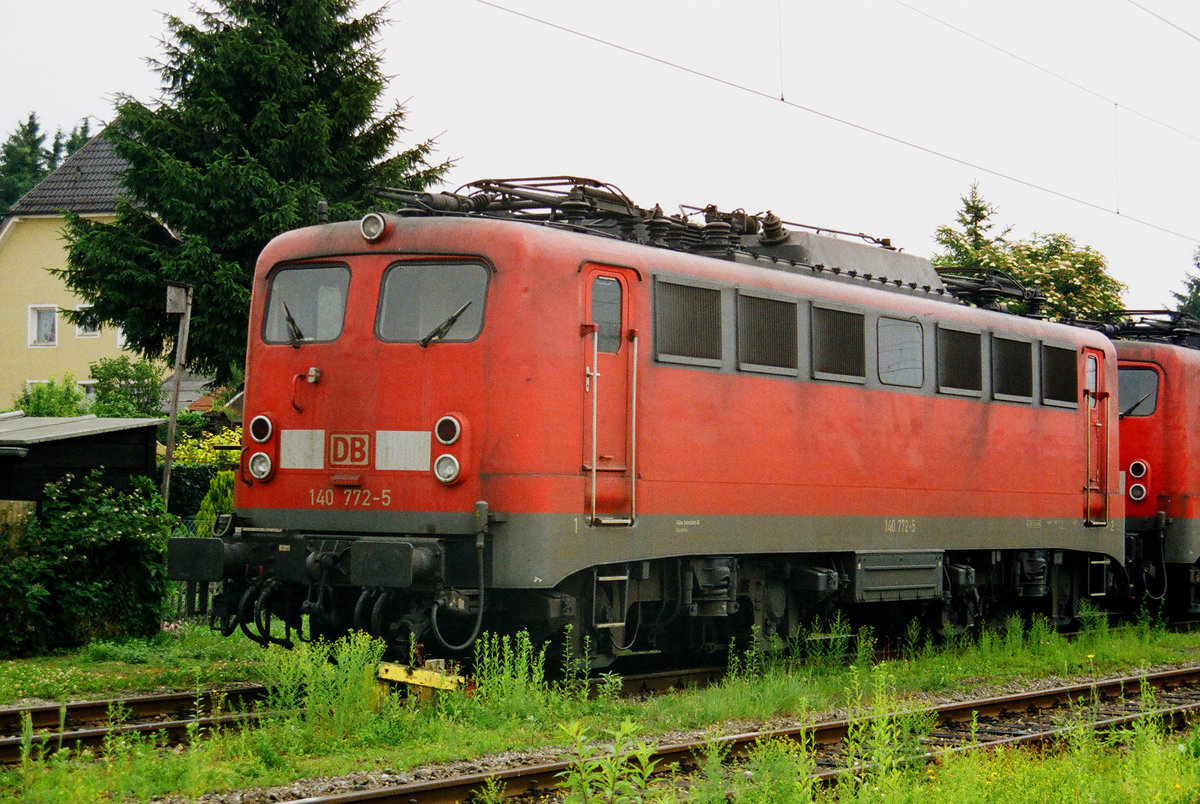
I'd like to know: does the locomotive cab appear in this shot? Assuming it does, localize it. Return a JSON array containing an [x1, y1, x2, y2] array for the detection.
[[1116, 337, 1200, 615]]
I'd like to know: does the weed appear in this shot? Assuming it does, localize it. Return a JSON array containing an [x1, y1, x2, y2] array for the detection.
[[1003, 612, 1025, 655], [900, 617, 924, 660], [797, 612, 852, 671], [556, 623, 591, 703], [19, 711, 32, 765], [473, 773, 506, 804], [683, 736, 731, 804], [853, 625, 876, 668], [1075, 598, 1109, 639], [558, 718, 656, 804], [469, 631, 551, 724], [733, 736, 815, 803], [840, 663, 934, 794]]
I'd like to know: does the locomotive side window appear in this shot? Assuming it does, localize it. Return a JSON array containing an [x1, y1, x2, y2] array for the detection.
[[812, 306, 865, 381], [592, 277, 623, 353], [992, 336, 1033, 402], [1041, 344, 1079, 407], [376, 262, 488, 343], [654, 279, 722, 366], [936, 326, 982, 396], [877, 317, 923, 387], [737, 293, 798, 374], [1117, 367, 1159, 417], [263, 263, 350, 344]]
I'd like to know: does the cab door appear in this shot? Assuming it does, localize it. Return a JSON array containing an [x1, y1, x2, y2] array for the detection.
[[1084, 348, 1110, 526], [581, 265, 638, 525]]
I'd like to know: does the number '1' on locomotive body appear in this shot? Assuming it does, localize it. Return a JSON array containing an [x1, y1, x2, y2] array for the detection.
[[168, 177, 1162, 665]]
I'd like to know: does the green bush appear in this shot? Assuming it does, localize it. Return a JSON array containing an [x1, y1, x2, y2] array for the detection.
[[171, 426, 242, 464], [195, 471, 235, 536], [9, 374, 87, 416], [88, 356, 166, 418], [0, 471, 174, 657]]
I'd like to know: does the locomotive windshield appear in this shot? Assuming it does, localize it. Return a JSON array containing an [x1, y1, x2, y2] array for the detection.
[[263, 263, 350, 345], [376, 261, 489, 343], [1118, 367, 1159, 417]]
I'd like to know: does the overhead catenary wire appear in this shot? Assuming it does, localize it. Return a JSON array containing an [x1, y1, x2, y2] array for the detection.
[[1126, 0, 1200, 46], [471, 0, 1200, 244], [891, 0, 1200, 146]]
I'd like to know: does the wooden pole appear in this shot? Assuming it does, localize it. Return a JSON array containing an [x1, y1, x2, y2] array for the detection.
[[161, 283, 193, 511]]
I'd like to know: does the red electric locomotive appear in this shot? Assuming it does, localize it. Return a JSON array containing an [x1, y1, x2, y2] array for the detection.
[[1105, 313, 1200, 615], [169, 178, 1127, 664]]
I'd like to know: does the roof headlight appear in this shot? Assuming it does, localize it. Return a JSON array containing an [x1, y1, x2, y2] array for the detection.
[[360, 212, 388, 242], [433, 454, 460, 484], [248, 451, 274, 480]]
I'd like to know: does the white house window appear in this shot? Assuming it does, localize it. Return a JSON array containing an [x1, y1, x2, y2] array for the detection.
[[78, 380, 97, 404], [75, 305, 99, 338], [29, 305, 57, 346], [116, 328, 127, 348]]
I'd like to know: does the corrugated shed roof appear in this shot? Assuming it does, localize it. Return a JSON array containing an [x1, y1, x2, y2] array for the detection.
[[7, 135, 128, 216], [0, 413, 161, 445]]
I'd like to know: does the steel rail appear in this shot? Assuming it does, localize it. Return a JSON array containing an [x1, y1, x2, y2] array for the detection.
[[0, 684, 266, 734]]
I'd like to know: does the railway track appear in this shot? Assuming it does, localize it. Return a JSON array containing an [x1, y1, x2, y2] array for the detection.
[[261, 665, 1200, 804], [0, 666, 722, 766], [0, 685, 266, 765]]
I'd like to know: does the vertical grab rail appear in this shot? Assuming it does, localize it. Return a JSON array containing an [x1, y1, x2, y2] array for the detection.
[[629, 331, 638, 523], [1084, 388, 1093, 523], [590, 327, 600, 526], [1084, 388, 1111, 527]]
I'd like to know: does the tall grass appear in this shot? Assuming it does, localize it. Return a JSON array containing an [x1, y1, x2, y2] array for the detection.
[[3, 612, 1199, 803]]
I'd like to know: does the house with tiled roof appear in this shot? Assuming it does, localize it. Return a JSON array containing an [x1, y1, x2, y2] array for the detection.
[[0, 135, 136, 406]]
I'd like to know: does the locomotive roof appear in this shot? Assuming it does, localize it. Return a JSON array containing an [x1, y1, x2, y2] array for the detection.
[[1076, 310, 1200, 350], [373, 177, 953, 303]]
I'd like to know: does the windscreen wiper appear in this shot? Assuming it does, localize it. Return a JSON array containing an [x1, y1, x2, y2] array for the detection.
[[419, 301, 472, 347], [282, 302, 304, 348], [1119, 389, 1153, 419]]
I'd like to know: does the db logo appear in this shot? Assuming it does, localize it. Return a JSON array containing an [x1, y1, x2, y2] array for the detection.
[[329, 433, 370, 467]]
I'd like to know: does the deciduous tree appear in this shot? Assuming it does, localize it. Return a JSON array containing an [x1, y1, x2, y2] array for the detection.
[[60, 0, 449, 383], [88, 356, 166, 418], [932, 184, 1125, 319]]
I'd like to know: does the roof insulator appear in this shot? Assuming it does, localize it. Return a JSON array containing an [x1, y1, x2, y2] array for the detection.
[[760, 211, 790, 245]]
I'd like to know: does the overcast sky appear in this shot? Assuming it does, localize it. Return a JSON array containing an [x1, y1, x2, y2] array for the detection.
[[5, 0, 1200, 308]]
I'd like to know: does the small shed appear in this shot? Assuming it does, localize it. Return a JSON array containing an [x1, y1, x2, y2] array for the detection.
[[0, 412, 161, 514]]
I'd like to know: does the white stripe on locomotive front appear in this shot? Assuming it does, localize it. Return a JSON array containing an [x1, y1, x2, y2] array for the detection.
[[277, 429, 434, 470]]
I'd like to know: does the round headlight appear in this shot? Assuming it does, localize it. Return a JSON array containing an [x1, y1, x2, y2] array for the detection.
[[249, 414, 273, 443], [1129, 483, 1147, 503], [248, 451, 273, 480], [435, 415, 461, 445], [360, 212, 387, 242], [1128, 460, 1148, 479], [433, 454, 460, 484]]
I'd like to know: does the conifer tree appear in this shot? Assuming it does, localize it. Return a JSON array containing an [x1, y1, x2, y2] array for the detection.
[[1171, 249, 1200, 321], [0, 114, 92, 215], [60, 0, 448, 383]]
